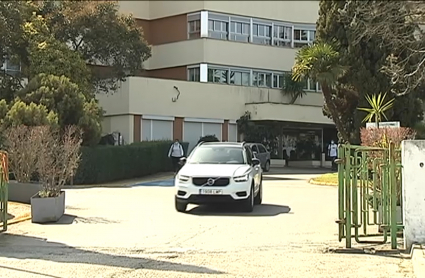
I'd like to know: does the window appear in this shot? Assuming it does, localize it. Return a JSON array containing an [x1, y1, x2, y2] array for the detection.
[[253, 71, 272, 87], [208, 68, 228, 84], [188, 20, 200, 39], [273, 25, 292, 47], [229, 21, 250, 42], [2, 58, 21, 76], [208, 19, 228, 40], [294, 28, 315, 48], [272, 74, 284, 89], [258, 144, 267, 153], [189, 146, 245, 164], [301, 77, 320, 92], [251, 145, 259, 153], [244, 146, 253, 164], [230, 70, 250, 86], [253, 23, 272, 45], [188, 67, 200, 81], [308, 78, 317, 91]]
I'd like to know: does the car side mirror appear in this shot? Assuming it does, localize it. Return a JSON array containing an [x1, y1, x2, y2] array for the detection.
[[179, 157, 187, 165], [252, 158, 260, 166]]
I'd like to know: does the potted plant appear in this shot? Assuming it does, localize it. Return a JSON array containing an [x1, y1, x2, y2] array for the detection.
[[30, 125, 82, 223], [3, 125, 43, 204]]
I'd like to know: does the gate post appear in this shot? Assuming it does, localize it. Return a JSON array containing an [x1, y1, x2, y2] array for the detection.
[[389, 142, 398, 249], [401, 140, 425, 250], [344, 145, 352, 248], [0, 151, 8, 232], [337, 145, 345, 242]]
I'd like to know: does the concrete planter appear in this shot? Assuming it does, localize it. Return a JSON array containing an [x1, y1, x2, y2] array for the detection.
[[31, 191, 65, 223], [8, 181, 43, 204]]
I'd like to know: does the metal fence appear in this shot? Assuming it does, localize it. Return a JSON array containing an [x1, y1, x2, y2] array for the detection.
[[336, 143, 402, 249], [0, 151, 9, 232]]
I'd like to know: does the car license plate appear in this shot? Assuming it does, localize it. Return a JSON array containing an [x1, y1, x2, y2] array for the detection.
[[200, 189, 223, 195]]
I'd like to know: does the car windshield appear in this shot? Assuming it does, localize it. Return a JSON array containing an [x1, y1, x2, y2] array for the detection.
[[188, 146, 245, 164]]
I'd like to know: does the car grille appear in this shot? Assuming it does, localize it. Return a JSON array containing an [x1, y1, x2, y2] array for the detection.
[[192, 177, 230, 186]]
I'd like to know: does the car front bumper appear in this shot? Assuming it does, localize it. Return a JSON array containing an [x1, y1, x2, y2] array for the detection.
[[175, 179, 252, 204]]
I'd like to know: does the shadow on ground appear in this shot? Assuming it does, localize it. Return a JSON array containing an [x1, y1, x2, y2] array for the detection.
[[41, 214, 121, 225], [0, 234, 225, 275], [326, 246, 408, 259], [187, 203, 291, 217]]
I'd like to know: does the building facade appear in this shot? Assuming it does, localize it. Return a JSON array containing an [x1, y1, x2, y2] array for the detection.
[[99, 1, 337, 155]]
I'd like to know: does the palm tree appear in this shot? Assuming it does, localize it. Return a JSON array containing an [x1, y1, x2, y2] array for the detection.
[[292, 42, 350, 142], [282, 71, 306, 104], [357, 92, 394, 127]]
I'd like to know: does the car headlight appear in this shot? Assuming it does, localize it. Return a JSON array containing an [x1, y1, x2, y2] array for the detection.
[[233, 174, 249, 182], [178, 175, 190, 182]]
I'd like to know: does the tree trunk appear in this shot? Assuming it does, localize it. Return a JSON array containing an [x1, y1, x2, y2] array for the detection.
[[289, 93, 298, 104], [321, 83, 350, 143]]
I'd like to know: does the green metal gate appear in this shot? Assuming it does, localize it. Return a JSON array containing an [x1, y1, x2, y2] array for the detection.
[[336, 143, 403, 249], [0, 151, 9, 232]]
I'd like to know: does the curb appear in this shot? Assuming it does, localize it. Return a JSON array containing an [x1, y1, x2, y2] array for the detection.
[[0, 213, 31, 228], [64, 173, 174, 189], [411, 244, 425, 278], [308, 178, 338, 187]]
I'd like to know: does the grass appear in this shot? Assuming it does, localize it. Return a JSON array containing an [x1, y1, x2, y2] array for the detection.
[[309, 172, 338, 186]]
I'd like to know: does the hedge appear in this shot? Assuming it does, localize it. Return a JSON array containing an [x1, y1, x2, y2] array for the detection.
[[73, 141, 189, 185]]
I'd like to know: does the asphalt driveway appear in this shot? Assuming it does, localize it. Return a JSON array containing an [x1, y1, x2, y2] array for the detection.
[[0, 168, 414, 278]]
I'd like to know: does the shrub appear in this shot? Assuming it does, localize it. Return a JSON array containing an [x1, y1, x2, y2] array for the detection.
[[197, 135, 219, 144], [360, 127, 415, 148], [360, 127, 415, 206], [73, 141, 189, 184]]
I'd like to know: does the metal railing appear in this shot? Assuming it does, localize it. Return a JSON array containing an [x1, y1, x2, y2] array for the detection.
[[0, 151, 9, 232], [336, 143, 402, 249]]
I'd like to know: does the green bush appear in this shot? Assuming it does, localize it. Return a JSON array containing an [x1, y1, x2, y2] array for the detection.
[[73, 141, 189, 184], [197, 134, 219, 144]]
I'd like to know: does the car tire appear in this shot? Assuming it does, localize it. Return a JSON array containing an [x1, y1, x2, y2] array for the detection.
[[254, 178, 262, 205], [242, 184, 254, 212], [264, 160, 270, 172], [175, 197, 187, 213]]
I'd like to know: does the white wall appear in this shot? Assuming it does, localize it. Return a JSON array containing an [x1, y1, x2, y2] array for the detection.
[[97, 76, 329, 125], [146, 38, 297, 71], [402, 140, 425, 250], [102, 115, 134, 144], [119, 1, 319, 23]]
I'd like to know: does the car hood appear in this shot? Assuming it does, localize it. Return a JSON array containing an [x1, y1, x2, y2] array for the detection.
[[179, 164, 251, 177]]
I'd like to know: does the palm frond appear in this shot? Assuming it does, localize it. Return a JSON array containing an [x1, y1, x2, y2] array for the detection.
[[358, 92, 395, 124], [292, 42, 347, 85]]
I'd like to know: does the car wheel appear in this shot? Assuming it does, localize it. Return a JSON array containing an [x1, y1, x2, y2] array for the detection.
[[175, 197, 187, 213], [264, 160, 270, 172], [254, 178, 262, 205], [242, 184, 254, 212]]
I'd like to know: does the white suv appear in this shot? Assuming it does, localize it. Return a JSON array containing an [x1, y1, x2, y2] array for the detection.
[[174, 142, 263, 213]]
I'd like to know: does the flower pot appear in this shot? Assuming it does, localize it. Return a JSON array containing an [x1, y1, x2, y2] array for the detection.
[[30, 191, 65, 223], [8, 181, 43, 204]]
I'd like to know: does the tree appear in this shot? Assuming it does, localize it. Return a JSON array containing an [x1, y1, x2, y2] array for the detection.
[[282, 72, 306, 104], [340, 1, 425, 96], [316, 0, 424, 142], [37, 0, 151, 92], [358, 92, 395, 126], [0, 1, 150, 145], [292, 42, 351, 142]]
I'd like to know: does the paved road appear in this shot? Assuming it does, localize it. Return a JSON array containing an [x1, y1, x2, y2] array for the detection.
[[0, 169, 414, 278]]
